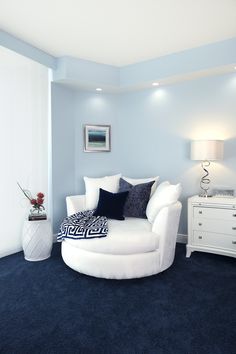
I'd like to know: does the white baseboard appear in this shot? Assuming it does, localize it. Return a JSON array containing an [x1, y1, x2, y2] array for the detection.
[[0, 235, 58, 259], [0, 246, 23, 259], [177, 233, 187, 244]]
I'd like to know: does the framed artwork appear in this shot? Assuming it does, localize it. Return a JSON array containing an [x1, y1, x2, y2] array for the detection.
[[84, 124, 111, 152], [212, 188, 235, 198]]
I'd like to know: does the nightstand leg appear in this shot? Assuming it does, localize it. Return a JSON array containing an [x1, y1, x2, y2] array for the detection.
[[186, 245, 192, 258]]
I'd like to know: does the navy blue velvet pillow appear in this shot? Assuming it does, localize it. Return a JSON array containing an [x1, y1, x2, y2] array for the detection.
[[94, 188, 129, 220], [119, 178, 154, 218]]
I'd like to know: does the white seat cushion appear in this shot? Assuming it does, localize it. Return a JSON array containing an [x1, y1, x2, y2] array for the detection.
[[65, 217, 159, 255]]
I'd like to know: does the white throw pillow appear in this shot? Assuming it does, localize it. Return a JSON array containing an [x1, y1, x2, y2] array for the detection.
[[122, 176, 159, 196], [146, 181, 182, 223], [84, 174, 121, 210]]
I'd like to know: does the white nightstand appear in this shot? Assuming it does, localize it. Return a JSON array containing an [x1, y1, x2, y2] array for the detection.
[[187, 195, 236, 258], [22, 219, 53, 261]]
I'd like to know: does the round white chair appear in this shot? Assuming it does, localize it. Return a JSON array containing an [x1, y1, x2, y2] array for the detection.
[[60, 195, 182, 279]]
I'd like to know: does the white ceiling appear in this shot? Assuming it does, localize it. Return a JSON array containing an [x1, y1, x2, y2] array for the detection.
[[1, 0, 236, 67]]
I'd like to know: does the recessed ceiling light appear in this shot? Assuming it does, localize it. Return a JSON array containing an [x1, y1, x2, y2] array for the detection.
[[96, 88, 102, 91], [152, 82, 159, 86], [234, 66, 236, 70]]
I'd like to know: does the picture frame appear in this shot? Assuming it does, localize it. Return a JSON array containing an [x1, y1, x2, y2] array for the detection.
[[212, 187, 235, 198], [84, 124, 111, 152]]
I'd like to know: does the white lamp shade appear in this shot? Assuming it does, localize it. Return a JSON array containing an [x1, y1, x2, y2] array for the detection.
[[191, 140, 224, 161]]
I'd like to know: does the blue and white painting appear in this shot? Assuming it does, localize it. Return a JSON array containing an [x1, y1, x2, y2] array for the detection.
[[88, 129, 106, 148], [84, 125, 110, 152]]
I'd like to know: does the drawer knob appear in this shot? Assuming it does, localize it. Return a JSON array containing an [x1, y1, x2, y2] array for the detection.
[[232, 227, 236, 230], [198, 236, 203, 239], [232, 241, 236, 244], [199, 211, 202, 214], [198, 223, 202, 226], [233, 214, 236, 217]]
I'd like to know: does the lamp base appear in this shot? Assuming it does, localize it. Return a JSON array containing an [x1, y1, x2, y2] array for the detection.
[[199, 160, 211, 198]]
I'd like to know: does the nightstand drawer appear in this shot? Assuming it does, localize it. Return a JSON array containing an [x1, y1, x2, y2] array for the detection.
[[193, 231, 236, 251], [194, 207, 236, 221], [193, 218, 236, 235]]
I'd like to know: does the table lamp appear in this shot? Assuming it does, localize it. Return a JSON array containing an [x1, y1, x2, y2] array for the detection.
[[191, 140, 224, 197]]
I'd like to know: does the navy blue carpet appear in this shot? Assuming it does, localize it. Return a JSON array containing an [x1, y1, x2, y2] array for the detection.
[[0, 243, 235, 354]]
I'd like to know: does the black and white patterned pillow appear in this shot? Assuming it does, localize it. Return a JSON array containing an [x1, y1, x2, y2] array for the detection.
[[119, 178, 154, 218]]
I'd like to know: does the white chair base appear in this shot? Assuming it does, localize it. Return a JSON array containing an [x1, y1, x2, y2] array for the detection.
[[62, 241, 163, 279]]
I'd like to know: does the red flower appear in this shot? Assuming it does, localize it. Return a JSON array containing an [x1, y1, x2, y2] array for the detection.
[[31, 199, 37, 205], [37, 198, 44, 205], [37, 192, 44, 198]]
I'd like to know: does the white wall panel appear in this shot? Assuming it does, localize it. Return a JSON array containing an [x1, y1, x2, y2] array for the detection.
[[0, 46, 49, 257]]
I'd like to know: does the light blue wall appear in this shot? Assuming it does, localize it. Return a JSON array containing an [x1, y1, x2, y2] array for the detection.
[[0, 30, 56, 69], [54, 56, 119, 88], [51, 83, 77, 231], [74, 91, 120, 194], [51, 87, 120, 231], [117, 73, 236, 234], [120, 38, 236, 87], [52, 73, 236, 234]]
